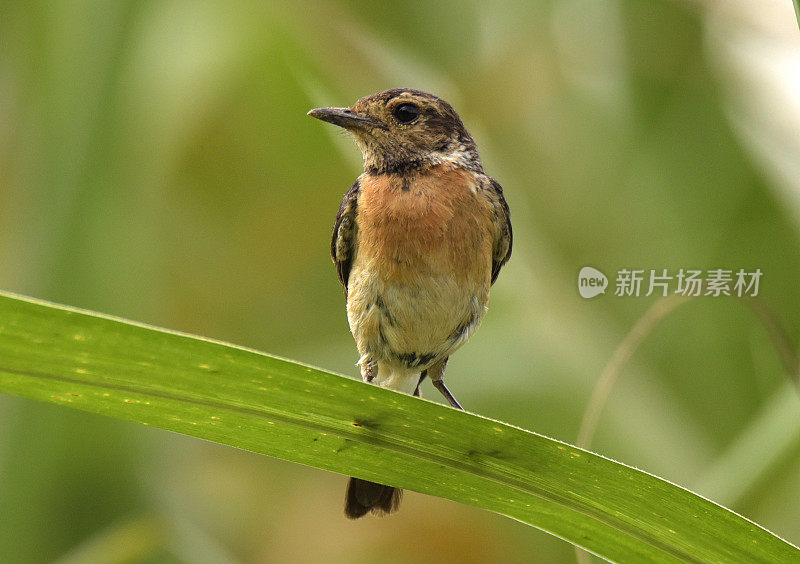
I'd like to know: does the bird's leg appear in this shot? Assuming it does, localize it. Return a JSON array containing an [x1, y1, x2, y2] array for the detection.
[[361, 359, 377, 383], [413, 370, 428, 397], [427, 358, 463, 410], [433, 380, 463, 410]]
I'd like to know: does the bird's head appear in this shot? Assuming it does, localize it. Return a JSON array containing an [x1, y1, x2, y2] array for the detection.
[[308, 89, 482, 174]]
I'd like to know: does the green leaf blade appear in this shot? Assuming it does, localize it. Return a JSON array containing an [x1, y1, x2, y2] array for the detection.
[[0, 291, 797, 563]]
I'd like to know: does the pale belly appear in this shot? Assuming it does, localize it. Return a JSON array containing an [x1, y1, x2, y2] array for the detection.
[[346, 263, 487, 373]]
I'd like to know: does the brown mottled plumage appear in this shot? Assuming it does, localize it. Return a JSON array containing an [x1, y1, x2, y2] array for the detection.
[[308, 89, 511, 519]]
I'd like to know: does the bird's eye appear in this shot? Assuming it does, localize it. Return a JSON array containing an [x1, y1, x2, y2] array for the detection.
[[392, 103, 420, 124]]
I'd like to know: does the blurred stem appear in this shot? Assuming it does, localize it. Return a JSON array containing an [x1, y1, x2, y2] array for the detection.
[[577, 296, 799, 451], [577, 295, 690, 449], [746, 298, 800, 389]]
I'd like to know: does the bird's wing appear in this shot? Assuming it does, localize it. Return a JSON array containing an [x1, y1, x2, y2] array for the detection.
[[487, 178, 512, 285], [331, 179, 361, 296]]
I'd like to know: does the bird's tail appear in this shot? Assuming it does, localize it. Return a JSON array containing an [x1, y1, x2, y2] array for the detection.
[[344, 477, 402, 519]]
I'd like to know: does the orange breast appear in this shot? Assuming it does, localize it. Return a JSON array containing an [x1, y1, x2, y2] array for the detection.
[[356, 165, 494, 285]]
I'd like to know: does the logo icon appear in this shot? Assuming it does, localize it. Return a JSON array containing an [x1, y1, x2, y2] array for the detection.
[[578, 266, 608, 298]]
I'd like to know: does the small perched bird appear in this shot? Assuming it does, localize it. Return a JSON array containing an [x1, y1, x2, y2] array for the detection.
[[308, 89, 512, 519]]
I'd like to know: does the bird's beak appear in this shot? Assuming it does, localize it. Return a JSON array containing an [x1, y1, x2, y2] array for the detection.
[[307, 107, 384, 130]]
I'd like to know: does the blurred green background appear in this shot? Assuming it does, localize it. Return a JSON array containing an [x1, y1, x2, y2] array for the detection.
[[2, 1, 800, 562]]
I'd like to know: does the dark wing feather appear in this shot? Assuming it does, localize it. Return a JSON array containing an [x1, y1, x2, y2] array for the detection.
[[331, 179, 361, 295], [487, 178, 512, 285]]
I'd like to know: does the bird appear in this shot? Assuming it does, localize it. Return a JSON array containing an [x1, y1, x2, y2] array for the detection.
[[308, 89, 512, 519]]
